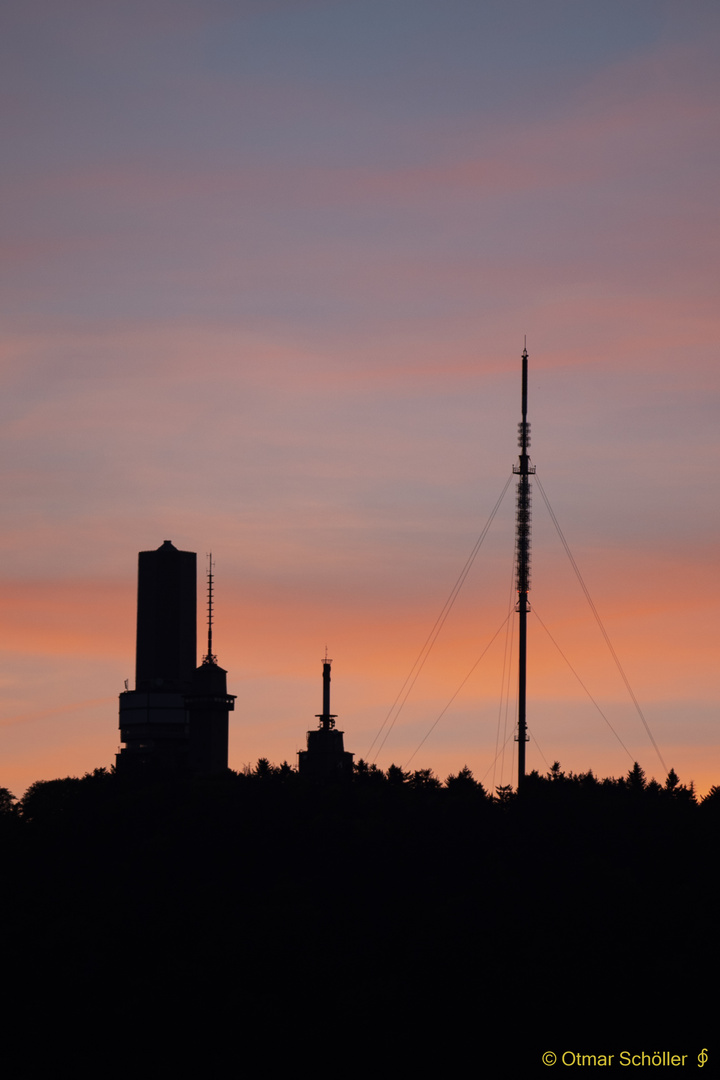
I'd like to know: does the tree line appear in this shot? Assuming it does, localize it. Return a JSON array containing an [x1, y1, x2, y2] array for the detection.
[[1, 756, 715, 824]]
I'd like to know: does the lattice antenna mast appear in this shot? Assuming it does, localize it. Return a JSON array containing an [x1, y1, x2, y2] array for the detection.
[[203, 552, 217, 665], [513, 343, 535, 788]]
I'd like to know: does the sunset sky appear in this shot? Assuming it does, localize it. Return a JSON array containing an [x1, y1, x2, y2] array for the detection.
[[1, 0, 718, 797]]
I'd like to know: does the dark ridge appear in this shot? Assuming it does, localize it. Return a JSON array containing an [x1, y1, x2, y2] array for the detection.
[[0, 760, 715, 1068]]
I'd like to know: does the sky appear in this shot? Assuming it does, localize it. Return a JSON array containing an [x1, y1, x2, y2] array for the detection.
[[1, 0, 718, 797]]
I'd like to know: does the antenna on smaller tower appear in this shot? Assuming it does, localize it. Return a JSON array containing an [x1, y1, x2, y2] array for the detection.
[[203, 552, 217, 665], [316, 649, 336, 731]]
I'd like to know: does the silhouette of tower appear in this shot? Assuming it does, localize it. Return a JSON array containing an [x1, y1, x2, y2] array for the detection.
[[186, 555, 235, 774], [135, 540, 196, 692], [117, 541, 234, 774], [298, 655, 354, 779], [513, 345, 535, 789]]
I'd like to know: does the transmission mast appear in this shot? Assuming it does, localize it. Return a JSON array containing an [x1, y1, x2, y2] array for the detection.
[[513, 344, 535, 789], [203, 553, 217, 665]]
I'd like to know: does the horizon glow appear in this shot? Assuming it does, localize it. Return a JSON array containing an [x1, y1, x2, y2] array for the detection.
[[1, 1, 718, 797]]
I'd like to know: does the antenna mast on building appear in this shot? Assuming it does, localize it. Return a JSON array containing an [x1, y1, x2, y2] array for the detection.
[[513, 343, 535, 789], [317, 649, 336, 731], [203, 552, 217, 665], [298, 652, 353, 778]]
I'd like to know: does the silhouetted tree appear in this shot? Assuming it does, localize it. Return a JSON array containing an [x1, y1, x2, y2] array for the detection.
[[353, 759, 386, 786], [577, 768, 598, 790], [386, 764, 411, 786], [662, 768, 696, 801], [445, 765, 480, 792], [20, 776, 82, 822], [445, 767, 490, 803], [0, 787, 17, 815], [700, 785, 720, 818], [665, 768, 680, 792], [408, 768, 441, 790], [626, 761, 647, 793], [495, 783, 514, 804]]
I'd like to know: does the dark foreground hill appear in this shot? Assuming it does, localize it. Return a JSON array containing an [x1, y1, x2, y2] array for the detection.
[[0, 763, 716, 1073]]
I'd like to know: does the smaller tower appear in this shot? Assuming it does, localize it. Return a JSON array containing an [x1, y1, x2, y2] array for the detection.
[[298, 654, 354, 780], [186, 555, 235, 774]]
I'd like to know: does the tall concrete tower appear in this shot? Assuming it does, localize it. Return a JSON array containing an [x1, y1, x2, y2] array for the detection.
[[298, 655, 353, 780], [135, 540, 196, 692], [117, 541, 234, 774]]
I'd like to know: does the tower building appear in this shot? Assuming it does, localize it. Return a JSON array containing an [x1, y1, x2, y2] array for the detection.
[[117, 541, 234, 774], [298, 655, 354, 780], [186, 554, 235, 774], [136, 540, 196, 692]]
